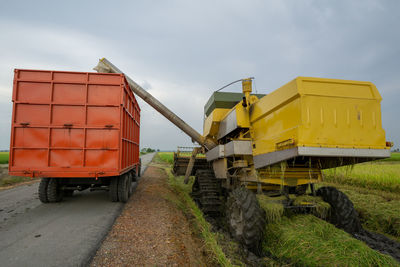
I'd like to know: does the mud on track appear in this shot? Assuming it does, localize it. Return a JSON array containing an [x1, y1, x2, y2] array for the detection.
[[354, 230, 400, 262]]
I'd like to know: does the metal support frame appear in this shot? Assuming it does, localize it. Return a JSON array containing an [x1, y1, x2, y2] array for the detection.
[[184, 147, 201, 184]]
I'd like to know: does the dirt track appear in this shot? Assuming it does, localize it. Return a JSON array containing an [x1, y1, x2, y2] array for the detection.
[[91, 163, 208, 266]]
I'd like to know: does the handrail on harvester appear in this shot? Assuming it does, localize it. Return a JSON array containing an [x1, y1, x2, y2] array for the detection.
[[94, 58, 217, 151]]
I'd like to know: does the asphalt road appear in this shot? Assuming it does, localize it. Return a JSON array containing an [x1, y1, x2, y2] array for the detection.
[[0, 152, 156, 267]]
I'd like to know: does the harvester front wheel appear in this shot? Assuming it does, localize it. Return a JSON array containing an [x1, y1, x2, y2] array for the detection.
[[38, 178, 50, 203], [317, 186, 362, 234], [226, 187, 266, 256]]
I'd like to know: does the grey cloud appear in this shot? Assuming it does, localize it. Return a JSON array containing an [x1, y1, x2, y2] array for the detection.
[[0, 0, 399, 150]]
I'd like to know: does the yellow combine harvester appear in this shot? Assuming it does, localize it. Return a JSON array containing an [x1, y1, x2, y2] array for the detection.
[[204, 77, 388, 188], [94, 58, 391, 255]]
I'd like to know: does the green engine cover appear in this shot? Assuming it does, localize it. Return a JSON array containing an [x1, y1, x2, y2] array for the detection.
[[204, 91, 266, 117]]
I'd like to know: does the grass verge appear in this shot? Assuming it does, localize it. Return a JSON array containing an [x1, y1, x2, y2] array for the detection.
[[165, 168, 233, 266], [154, 153, 233, 266], [157, 152, 174, 164], [0, 152, 9, 164], [323, 162, 400, 193], [0, 176, 35, 187]]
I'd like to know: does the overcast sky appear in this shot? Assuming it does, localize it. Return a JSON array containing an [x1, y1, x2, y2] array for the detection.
[[0, 0, 399, 151]]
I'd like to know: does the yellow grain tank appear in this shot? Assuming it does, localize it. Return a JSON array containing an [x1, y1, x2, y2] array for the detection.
[[250, 77, 390, 169]]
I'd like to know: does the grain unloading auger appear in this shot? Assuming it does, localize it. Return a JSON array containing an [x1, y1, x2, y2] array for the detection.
[[94, 58, 392, 255]]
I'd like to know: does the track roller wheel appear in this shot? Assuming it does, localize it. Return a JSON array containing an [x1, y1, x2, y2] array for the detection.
[[317, 186, 362, 234], [192, 169, 222, 215], [118, 174, 130, 203], [47, 178, 63, 203], [226, 187, 266, 256], [38, 178, 50, 203]]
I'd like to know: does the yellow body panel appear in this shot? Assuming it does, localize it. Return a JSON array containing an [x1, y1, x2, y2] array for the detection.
[[203, 77, 389, 187], [203, 108, 230, 138], [257, 167, 322, 186], [250, 77, 387, 156], [221, 103, 251, 128]]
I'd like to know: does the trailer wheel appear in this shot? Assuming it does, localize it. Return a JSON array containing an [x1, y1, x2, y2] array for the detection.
[[47, 178, 63, 202], [317, 186, 362, 234], [138, 159, 142, 177], [38, 178, 50, 203], [127, 172, 133, 197], [64, 190, 74, 197], [118, 174, 130, 203], [109, 177, 119, 202], [226, 187, 266, 256], [131, 169, 137, 182]]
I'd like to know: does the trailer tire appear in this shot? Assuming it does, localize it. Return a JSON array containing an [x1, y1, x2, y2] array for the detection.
[[47, 178, 63, 202], [227, 187, 266, 256], [118, 174, 130, 203], [64, 190, 74, 197], [109, 177, 119, 202], [317, 186, 362, 234], [127, 172, 133, 197], [38, 178, 50, 203], [138, 159, 142, 177], [132, 169, 137, 182]]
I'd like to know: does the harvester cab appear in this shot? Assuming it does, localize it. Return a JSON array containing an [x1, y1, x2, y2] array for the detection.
[[94, 58, 392, 255]]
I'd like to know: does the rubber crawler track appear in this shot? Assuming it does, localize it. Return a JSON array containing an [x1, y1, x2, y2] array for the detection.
[[191, 169, 223, 215], [317, 186, 400, 262]]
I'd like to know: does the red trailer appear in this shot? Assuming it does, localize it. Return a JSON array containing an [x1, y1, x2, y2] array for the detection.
[[9, 69, 141, 203]]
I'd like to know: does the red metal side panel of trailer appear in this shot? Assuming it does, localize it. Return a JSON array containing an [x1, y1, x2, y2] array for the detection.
[[9, 69, 140, 178]]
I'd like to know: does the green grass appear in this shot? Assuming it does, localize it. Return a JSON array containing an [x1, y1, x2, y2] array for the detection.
[[257, 195, 331, 223], [321, 182, 400, 241], [0, 176, 33, 187], [381, 152, 400, 162], [323, 162, 400, 193], [157, 152, 174, 164], [342, 188, 400, 239], [157, 152, 399, 265], [164, 167, 234, 267], [263, 215, 398, 267], [155, 153, 233, 266], [0, 152, 9, 164]]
